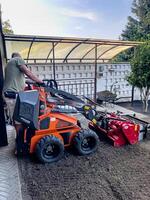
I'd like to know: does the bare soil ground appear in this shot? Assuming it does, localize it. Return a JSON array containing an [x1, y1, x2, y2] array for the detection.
[[18, 136, 150, 200]]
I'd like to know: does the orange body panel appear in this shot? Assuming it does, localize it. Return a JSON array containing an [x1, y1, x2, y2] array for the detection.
[[29, 112, 80, 153]]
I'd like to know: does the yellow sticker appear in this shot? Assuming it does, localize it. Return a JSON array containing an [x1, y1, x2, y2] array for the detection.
[[84, 105, 90, 110], [92, 118, 97, 124]]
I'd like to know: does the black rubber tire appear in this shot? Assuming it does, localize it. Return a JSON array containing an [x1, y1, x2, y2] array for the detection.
[[73, 129, 99, 155], [36, 135, 64, 163]]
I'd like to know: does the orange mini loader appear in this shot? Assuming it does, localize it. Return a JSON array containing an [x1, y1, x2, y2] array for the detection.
[[13, 81, 99, 163]]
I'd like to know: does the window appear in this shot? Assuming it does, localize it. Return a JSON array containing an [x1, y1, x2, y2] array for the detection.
[[98, 72, 103, 78], [49, 66, 52, 71], [67, 66, 69, 70], [99, 66, 104, 72]]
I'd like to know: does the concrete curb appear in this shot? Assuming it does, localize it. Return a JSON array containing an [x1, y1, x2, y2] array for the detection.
[[98, 103, 150, 123]]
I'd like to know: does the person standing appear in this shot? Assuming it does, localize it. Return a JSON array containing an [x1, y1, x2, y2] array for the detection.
[[3, 52, 43, 134]]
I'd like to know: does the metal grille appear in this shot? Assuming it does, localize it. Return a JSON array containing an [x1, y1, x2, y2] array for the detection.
[[57, 79, 94, 99]]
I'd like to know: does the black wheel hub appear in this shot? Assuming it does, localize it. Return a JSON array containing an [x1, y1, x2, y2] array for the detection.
[[81, 137, 96, 151], [43, 143, 59, 159]]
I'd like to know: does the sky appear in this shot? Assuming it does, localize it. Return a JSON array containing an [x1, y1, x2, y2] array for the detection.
[[0, 0, 133, 39]]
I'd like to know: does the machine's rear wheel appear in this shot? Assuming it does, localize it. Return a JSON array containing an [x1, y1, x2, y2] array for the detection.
[[36, 135, 64, 163], [73, 129, 99, 155]]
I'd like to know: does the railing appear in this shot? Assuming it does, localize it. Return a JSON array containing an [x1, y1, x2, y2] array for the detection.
[[27, 62, 131, 101], [57, 78, 95, 99]]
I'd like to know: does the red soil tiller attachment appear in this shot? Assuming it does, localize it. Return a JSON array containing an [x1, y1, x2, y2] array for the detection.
[[83, 105, 150, 147], [87, 111, 139, 147]]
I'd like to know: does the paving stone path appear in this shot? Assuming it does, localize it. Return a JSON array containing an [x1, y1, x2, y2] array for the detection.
[[0, 125, 22, 200]]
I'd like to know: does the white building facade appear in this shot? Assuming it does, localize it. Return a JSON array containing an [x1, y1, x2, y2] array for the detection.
[[97, 63, 140, 101], [28, 62, 140, 101]]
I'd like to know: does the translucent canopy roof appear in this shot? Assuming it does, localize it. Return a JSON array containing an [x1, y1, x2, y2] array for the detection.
[[4, 34, 141, 63]]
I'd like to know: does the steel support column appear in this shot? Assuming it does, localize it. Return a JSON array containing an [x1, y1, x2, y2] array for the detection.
[[0, 51, 8, 146], [94, 44, 97, 101], [52, 42, 56, 80], [0, 6, 8, 146]]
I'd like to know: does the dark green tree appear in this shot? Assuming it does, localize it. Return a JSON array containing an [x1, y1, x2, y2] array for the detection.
[[127, 42, 150, 112], [114, 0, 150, 62], [131, 0, 150, 39], [2, 20, 14, 34], [122, 0, 150, 41]]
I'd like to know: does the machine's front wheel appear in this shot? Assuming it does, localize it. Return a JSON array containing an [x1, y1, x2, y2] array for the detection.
[[36, 135, 64, 163], [73, 129, 99, 155]]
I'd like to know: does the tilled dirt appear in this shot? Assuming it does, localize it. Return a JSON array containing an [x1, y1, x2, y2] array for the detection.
[[18, 138, 150, 200]]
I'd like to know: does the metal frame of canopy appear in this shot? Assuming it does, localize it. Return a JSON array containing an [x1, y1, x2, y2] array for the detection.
[[3, 34, 141, 100]]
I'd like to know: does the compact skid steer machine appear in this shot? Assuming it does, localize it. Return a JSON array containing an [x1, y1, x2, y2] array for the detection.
[[13, 81, 99, 163]]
